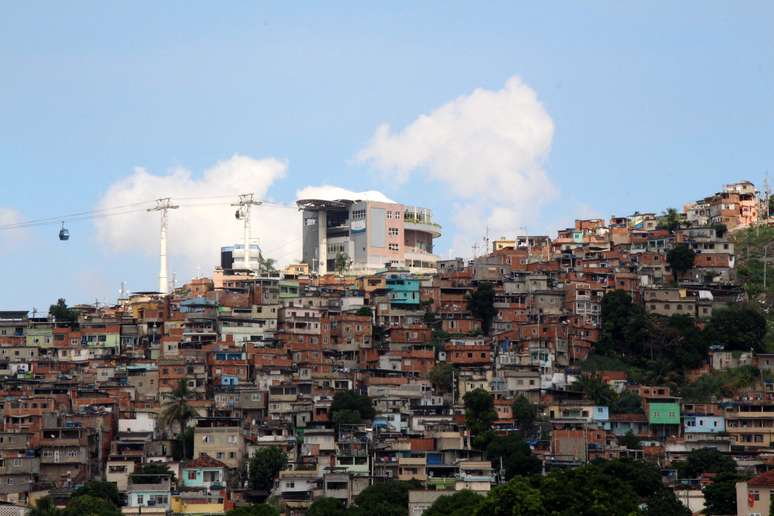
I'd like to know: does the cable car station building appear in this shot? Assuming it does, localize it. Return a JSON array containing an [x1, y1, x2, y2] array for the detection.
[[297, 198, 441, 275]]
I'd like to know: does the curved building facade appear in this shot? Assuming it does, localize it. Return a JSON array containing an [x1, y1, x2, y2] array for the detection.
[[297, 198, 441, 275]]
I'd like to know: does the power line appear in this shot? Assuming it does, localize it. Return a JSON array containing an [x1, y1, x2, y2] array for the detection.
[[0, 195, 298, 232]]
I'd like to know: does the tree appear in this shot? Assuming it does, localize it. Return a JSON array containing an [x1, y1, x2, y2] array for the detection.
[[474, 477, 546, 516], [675, 447, 736, 479], [538, 465, 640, 515], [62, 495, 121, 516], [463, 388, 497, 443], [131, 462, 175, 483], [351, 480, 419, 516], [429, 363, 454, 394], [332, 409, 363, 426], [703, 304, 767, 352], [306, 497, 345, 516], [511, 396, 538, 435], [355, 306, 373, 317], [29, 497, 61, 516], [468, 283, 497, 335], [424, 490, 484, 516], [72, 480, 121, 507], [657, 208, 681, 233], [248, 446, 287, 492], [610, 390, 642, 414], [597, 290, 650, 357], [159, 379, 196, 454], [571, 373, 616, 406], [49, 298, 78, 322], [335, 251, 351, 274], [330, 391, 375, 423], [258, 256, 276, 273], [703, 472, 743, 515], [643, 489, 691, 516], [172, 426, 194, 461], [485, 434, 541, 480], [667, 244, 696, 283], [713, 223, 727, 238], [224, 505, 279, 516], [620, 430, 641, 450]]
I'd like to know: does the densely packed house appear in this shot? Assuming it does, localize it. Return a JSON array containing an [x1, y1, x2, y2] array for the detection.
[[0, 180, 770, 516]]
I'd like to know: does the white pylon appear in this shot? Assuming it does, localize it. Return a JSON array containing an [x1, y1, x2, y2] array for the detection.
[[147, 198, 179, 294], [231, 194, 263, 273]]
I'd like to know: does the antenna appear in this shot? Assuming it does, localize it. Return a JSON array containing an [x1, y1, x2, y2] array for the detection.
[[147, 198, 179, 295], [231, 194, 263, 273]]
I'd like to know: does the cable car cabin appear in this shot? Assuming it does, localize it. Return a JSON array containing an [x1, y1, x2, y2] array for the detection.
[[58, 224, 70, 241]]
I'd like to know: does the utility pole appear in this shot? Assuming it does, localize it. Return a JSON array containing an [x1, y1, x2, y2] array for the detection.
[[232, 194, 263, 273], [147, 198, 179, 295]]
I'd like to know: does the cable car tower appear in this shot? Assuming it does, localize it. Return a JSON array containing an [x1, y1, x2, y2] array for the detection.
[[147, 198, 179, 295], [231, 194, 262, 273]]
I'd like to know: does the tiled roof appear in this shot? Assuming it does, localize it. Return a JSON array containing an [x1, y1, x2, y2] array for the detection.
[[185, 453, 227, 469], [748, 470, 774, 488]]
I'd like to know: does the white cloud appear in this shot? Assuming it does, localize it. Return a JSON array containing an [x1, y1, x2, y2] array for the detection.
[[95, 155, 302, 285], [296, 185, 395, 204], [357, 76, 557, 254], [0, 208, 27, 253]]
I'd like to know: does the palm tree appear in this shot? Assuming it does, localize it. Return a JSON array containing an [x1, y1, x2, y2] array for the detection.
[[160, 379, 196, 456], [259, 255, 276, 273]]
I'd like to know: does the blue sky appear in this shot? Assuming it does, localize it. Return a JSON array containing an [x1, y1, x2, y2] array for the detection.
[[1, 2, 772, 309]]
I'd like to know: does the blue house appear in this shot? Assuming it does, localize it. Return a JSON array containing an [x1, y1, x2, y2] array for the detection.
[[684, 415, 725, 434], [181, 454, 228, 489], [384, 273, 420, 305]]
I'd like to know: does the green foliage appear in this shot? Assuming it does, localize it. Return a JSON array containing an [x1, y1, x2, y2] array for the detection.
[[131, 462, 175, 483], [72, 481, 121, 507], [28, 498, 61, 516], [571, 373, 616, 406], [334, 251, 351, 274], [512, 396, 538, 434], [62, 495, 121, 516], [597, 290, 650, 357], [258, 256, 277, 273], [643, 489, 691, 516], [610, 390, 643, 414], [667, 244, 696, 282], [428, 363, 454, 394], [463, 388, 497, 442], [160, 379, 196, 449], [248, 446, 288, 492], [350, 480, 420, 516], [620, 430, 641, 450], [537, 464, 641, 515], [424, 490, 484, 516], [679, 366, 759, 402], [172, 426, 195, 461], [49, 298, 78, 322], [468, 283, 497, 335], [657, 207, 682, 233], [330, 391, 375, 423], [703, 472, 745, 516], [355, 306, 373, 317], [306, 497, 346, 516], [225, 504, 280, 516], [674, 447, 737, 479], [704, 304, 768, 352], [474, 477, 546, 515], [332, 408, 363, 426], [485, 434, 541, 480]]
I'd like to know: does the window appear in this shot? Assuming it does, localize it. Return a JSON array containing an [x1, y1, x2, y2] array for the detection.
[[389, 243, 399, 252], [188, 471, 197, 480], [216, 452, 224, 459], [388, 227, 399, 236]]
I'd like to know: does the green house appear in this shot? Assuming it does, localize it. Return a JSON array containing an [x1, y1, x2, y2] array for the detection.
[[648, 402, 680, 425]]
